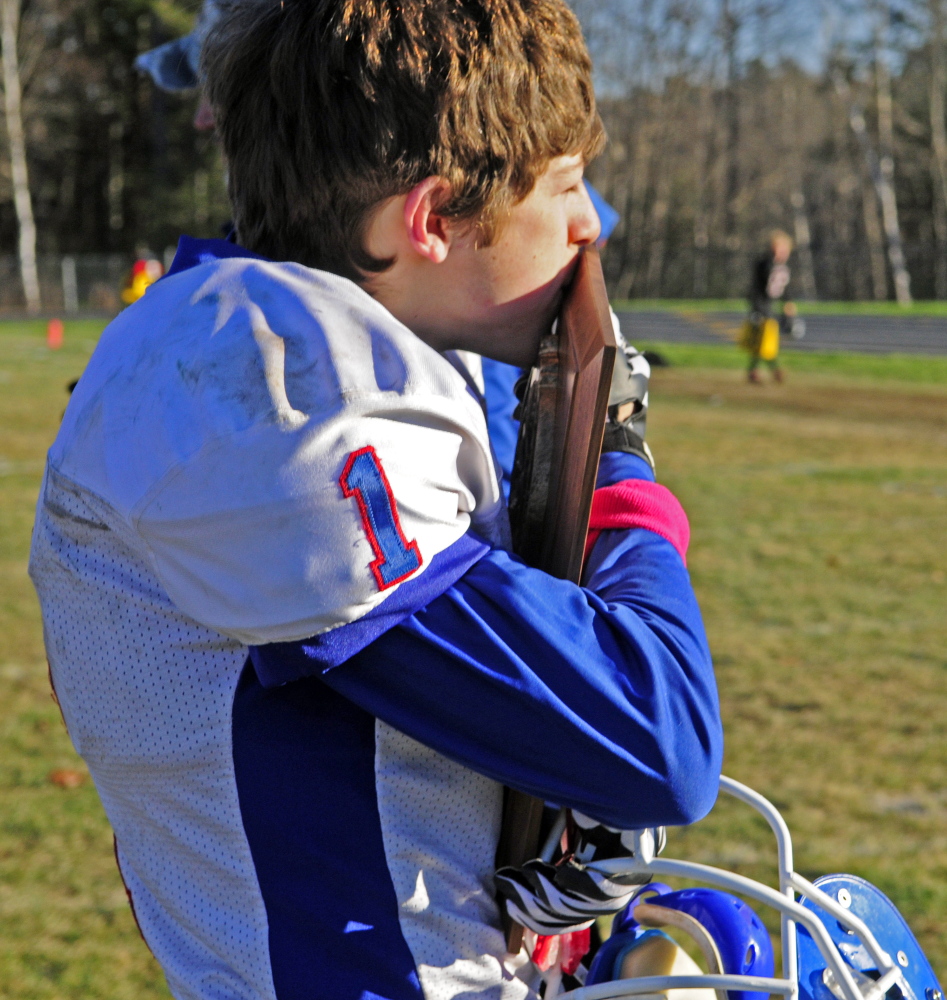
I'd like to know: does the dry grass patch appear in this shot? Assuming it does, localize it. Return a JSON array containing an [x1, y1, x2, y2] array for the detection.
[[646, 360, 947, 975]]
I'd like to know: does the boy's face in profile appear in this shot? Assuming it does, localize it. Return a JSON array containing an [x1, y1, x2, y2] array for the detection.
[[367, 154, 602, 368], [450, 154, 602, 366]]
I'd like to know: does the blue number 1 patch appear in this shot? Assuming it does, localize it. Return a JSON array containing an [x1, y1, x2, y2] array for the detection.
[[340, 446, 423, 591]]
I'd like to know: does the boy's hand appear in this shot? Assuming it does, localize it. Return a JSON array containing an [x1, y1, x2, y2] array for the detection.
[[602, 316, 653, 469]]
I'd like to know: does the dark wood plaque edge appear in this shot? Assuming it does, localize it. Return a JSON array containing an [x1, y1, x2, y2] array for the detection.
[[498, 247, 618, 954]]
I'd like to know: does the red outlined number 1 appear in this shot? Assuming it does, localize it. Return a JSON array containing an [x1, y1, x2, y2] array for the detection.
[[340, 446, 423, 591]]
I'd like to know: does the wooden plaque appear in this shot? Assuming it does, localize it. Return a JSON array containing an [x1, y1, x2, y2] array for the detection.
[[498, 246, 617, 952]]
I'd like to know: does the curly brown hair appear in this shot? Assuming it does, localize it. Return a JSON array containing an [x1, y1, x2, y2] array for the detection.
[[202, 0, 604, 281]]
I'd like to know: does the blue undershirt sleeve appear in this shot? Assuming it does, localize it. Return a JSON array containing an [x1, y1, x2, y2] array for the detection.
[[480, 358, 523, 497], [597, 449, 654, 487], [320, 527, 720, 830], [249, 447, 721, 830]]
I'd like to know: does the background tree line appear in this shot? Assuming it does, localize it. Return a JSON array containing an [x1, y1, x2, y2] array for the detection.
[[580, 0, 947, 302], [0, 0, 226, 310], [2, 0, 947, 303]]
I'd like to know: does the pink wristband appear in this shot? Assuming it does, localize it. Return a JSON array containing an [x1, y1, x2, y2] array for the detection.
[[584, 479, 690, 565]]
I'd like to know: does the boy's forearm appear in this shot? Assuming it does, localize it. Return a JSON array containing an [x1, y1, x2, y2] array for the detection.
[[320, 524, 722, 831]]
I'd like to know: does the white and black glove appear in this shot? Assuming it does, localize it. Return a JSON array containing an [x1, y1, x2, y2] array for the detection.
[[602, 314, 653, 469], [494, 815, 666, 936]]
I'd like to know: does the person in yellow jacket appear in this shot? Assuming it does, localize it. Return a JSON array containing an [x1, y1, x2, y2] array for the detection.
[[740, 230, 797, 383], [121, 257, 164, 305]]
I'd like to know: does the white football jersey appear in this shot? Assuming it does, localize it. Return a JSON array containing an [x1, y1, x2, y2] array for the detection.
[[30, 241, 532, 1000]]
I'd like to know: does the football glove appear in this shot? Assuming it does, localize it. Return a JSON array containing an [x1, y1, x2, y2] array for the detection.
[[602, 314, 653, 470], [494, 815, 666, 936]]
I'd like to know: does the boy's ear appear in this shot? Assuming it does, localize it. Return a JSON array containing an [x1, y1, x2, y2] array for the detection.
[[403, 177, 453, 264]]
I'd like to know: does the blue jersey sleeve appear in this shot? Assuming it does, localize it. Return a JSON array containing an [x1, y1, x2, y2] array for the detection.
[[480, 357, 522, 498], [251, 505, 721, 830], [597, 449, 654, 487]]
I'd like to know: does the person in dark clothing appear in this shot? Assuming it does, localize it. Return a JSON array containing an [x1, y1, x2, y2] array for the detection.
[[743, 230, 797, 383]]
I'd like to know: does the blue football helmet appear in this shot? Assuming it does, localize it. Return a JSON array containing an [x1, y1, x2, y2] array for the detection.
[[587, 882, 775, 998]]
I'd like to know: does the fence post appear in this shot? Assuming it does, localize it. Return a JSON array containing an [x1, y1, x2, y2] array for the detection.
[[61, 255, 79, 313]]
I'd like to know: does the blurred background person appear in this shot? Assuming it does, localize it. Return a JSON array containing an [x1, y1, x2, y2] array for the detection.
[[120, 254, 163, 305], [741, 229, 797, 384]]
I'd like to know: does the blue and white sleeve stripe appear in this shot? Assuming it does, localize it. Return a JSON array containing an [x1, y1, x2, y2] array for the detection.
[[250, 495, 722, 830], [250, 530, 490, 686]]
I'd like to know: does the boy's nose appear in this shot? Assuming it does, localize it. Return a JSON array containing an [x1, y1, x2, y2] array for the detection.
[[570, 186, 602, 246]]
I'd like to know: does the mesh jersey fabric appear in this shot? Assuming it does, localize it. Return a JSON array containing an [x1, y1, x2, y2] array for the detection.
[[28, 242, 516, 1000], [32, 465, 276, 1000]]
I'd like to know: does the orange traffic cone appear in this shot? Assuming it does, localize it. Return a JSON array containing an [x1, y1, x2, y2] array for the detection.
[[47, 318, 64, 349]]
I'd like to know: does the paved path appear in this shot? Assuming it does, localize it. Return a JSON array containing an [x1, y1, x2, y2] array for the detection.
[[615, 310, 947, 356]]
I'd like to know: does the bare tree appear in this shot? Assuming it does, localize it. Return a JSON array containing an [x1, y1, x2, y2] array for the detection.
[[1, 0, 39, 313], [578, 0, 947, 301], [928, 0, 947, 296], [719, 0, 742, 274], [871, 0, 913, 304], [862, 169, 891, 300], [693, 80, 716, 296], [782, 80, 818, 299]]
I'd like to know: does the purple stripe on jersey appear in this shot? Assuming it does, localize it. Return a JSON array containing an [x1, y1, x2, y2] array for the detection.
[[231, 659, 423, 1000], [250, 530, 490, 684]]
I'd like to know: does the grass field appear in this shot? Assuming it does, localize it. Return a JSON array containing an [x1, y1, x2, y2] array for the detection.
[[614, 298, 947, 316], [1, 320, 946, 996], [0, 320, 172, 998]]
